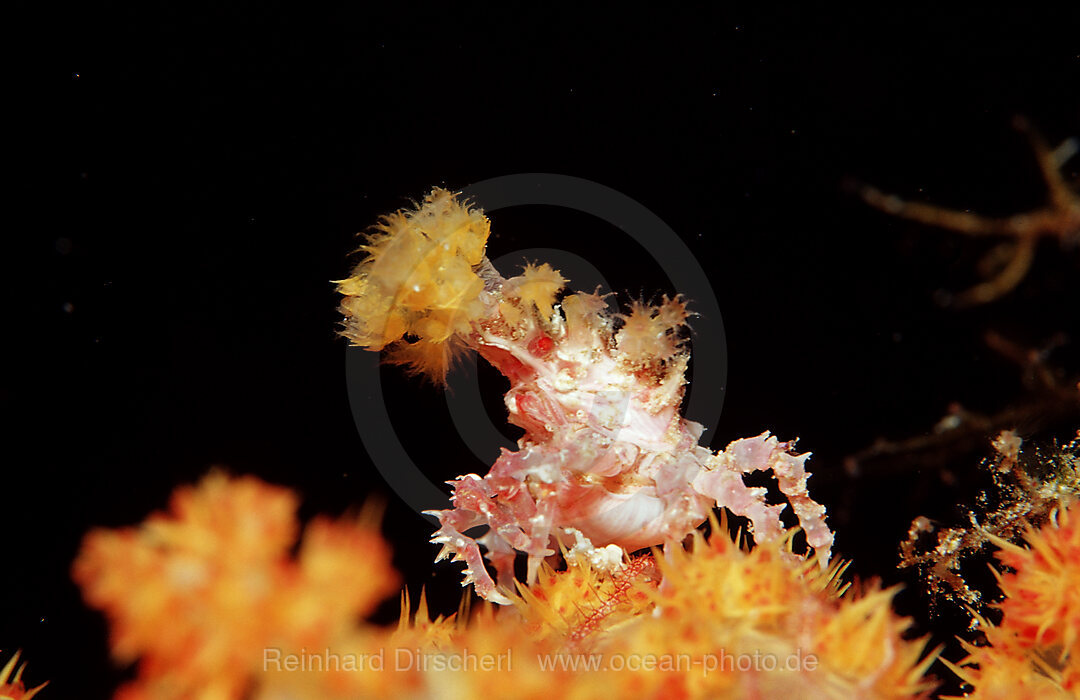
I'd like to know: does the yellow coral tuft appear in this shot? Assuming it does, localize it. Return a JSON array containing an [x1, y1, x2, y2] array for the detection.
[[561, 291, 613, 348], [505, 262, 567, 321], [615, 295, 691, 364], [337, 187, 491, 383]]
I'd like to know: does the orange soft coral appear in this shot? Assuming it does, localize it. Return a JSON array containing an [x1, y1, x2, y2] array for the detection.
[[511, 550, 658, 646], [76, 474, 939, 700], [994, 499, 1080, 662], [596, 518, 939, 700], [398, 519, 936, 700], [945, 498, 1080, 698], [369, 521, 936, 700], [73, 471, 398, 699]]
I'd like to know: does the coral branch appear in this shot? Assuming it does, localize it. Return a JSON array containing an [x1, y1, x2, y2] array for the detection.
[[856, 118, 1080, 306]]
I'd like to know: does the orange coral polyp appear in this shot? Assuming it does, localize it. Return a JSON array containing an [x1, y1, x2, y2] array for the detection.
[[506, 262, 567, 319], [615, 295, 691, 363]]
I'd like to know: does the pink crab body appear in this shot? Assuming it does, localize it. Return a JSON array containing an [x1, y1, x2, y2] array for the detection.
[[428, 271, 832, 603]]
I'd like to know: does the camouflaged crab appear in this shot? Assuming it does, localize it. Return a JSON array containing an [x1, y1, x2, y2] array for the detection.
[[338, 188, 834, 603]]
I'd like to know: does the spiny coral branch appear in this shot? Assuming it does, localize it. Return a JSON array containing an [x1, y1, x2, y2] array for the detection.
[[899, 431, 1080, 609], [0, 651, 47, 700]]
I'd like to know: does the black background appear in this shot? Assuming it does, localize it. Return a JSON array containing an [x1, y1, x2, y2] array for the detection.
[[18, 4, 1080, 696]]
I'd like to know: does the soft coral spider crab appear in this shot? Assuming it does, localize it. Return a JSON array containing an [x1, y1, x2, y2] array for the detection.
[[338, 188, 834, 603]]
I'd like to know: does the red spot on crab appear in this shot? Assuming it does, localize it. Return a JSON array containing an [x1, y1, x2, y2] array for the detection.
[[528, 333, 555, 357]]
